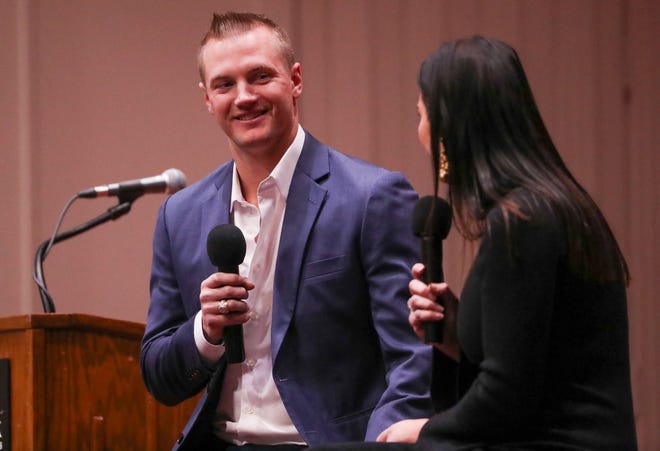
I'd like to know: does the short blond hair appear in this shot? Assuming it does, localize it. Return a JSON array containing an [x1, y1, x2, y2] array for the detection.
[[198, 11, 296, 84]]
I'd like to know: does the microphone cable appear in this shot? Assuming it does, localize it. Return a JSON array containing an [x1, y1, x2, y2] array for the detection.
[[32, 193, 80, 312]]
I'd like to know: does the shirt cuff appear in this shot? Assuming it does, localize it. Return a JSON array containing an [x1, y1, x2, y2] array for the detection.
[[194, 310, 225, 366]]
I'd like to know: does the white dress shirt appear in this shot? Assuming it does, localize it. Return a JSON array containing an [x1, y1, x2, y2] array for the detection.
[[194, 125, 306, 445]]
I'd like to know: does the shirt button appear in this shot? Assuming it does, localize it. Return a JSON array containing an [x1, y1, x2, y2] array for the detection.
[[246, 358, 256, 368], [248, 311, 258, 320], [246, 405, 255, 414]]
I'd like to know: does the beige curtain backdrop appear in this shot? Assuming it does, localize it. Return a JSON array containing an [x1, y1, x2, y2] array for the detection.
[[2, 0, 657, 448]]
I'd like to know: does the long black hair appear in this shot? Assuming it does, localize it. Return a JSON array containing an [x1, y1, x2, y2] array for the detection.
[[418, 35, 629, 284]]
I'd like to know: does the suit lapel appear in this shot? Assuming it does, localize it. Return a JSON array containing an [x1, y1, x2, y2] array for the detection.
[[199, 163, 233, 241], [271, 133, 329, 360], [194, 163, 234, 284]]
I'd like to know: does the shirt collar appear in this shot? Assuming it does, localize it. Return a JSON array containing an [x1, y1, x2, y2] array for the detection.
[[230, 124, 305, 209]]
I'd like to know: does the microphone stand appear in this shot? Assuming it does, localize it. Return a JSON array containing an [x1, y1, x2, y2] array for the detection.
[[34, 195, 137, 313]]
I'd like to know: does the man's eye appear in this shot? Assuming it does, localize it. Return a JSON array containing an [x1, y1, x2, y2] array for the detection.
[[214, 81, 233, 90], [255, 73, 271, 82]]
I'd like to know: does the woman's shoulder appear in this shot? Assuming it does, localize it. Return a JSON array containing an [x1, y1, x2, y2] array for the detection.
[[489, 187, 560, 226], [484, 187, 567, 257]]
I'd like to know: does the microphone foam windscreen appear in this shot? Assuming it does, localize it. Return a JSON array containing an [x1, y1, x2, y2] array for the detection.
[[412, 195, 453, 239], [206, 224, 247, 267]]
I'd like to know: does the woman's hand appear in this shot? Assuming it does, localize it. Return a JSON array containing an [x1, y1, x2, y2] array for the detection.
[[408, 263, 460, 360], [376, 418, 429, 443]]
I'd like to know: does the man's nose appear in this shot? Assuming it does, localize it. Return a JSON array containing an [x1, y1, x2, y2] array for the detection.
[[235, 81, 258, 105]]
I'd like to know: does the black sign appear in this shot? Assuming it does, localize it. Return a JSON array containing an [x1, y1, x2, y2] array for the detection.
[[0, 358, 10, 451]]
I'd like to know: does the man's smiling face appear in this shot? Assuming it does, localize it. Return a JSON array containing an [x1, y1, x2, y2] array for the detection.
[[199, 25, 302, 160]]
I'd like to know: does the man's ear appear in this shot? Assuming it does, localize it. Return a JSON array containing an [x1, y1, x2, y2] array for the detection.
[[199, 81, 213, 113], [290, 62, 303, 99]]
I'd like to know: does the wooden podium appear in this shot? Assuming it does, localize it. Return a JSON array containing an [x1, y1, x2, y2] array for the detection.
[[0, 314, 199, 451]]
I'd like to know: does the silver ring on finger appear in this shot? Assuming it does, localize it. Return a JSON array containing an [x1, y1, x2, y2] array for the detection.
[[218, 300, 229, 315]]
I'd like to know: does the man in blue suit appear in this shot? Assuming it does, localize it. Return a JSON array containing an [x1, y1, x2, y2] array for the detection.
[[140, 12, 432, 450]]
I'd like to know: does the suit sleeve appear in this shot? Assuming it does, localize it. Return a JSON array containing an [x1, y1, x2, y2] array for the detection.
[[360, 171, 434, 439], [140, 198, 216, 406]]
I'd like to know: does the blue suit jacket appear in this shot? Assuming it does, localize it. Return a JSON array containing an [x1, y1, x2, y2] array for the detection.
[[140, 132, 433, 449]]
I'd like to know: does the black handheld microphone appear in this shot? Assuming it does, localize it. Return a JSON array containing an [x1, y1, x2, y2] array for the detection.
[[412, 195, 453, 343], [206, 224, 247, 363], [78, 168, 186, 199]]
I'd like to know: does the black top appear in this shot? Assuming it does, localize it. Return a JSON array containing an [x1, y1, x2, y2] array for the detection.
[[418, 190, 638, 450]]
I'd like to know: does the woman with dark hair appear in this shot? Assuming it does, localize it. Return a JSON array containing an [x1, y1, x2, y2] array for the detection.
[[311, 35, 637, 450]]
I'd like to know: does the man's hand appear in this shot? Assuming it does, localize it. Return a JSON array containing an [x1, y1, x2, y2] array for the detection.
[[199, 272, 254, 344]]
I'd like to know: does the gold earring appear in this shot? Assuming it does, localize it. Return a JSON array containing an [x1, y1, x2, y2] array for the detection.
[[439, 140, 449, 183]]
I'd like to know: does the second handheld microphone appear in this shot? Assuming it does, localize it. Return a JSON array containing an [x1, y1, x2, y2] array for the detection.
[[412, 195, 453, 344]]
